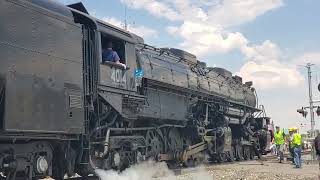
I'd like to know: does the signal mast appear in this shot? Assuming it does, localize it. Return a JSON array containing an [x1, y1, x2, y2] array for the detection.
[[296, 63, 320, 137]]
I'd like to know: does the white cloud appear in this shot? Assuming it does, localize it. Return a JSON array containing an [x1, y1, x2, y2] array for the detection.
[[121, 0, 284, 58], [294, 52, 320, 65], [102, 17, 123, 28], [241, 40, 282, 62], [167, 21, 248, 55], [160, 0, 300, 90], [145, 0, 283, 26], [120, 0, 181, 21], [129, 26, 158, 38], [102, 17, 157, 38], [161, 0, 284, 59], [237, 40, 304, 89], [166, 26, 179, 34], [236, 51, 320, 90], [208, 0, 284, 27], [168, 21, 304, 90], [237, 60, 304, 89]]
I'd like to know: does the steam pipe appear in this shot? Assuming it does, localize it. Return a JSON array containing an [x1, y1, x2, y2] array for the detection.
[[103, 129, 111, 156]]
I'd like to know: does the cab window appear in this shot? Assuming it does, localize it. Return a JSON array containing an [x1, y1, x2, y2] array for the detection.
[[100, 33, 126, 68]]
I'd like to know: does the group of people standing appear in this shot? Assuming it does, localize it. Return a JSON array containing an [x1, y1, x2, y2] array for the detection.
[[273, 126, 302, 168]]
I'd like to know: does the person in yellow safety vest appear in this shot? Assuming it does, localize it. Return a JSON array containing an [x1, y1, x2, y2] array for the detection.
[[288, 128, 295, 164], [274, 126, 286, 163], [292, 128, 302, 168]]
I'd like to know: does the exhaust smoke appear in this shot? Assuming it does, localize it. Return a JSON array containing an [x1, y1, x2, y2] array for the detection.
[[95, 160, 212, 180]]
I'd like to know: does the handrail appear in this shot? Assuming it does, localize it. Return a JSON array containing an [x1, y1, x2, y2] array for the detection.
[[101, 61, 130, 70]]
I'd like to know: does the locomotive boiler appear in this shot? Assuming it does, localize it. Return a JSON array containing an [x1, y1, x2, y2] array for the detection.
[[0, 0, 271, 179]]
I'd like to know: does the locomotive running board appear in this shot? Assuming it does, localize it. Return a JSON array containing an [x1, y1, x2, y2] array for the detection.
[[158, 141, 208, 162]]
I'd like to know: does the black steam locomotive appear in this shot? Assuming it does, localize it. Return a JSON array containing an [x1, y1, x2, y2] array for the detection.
[[0, 0, 271, 179]]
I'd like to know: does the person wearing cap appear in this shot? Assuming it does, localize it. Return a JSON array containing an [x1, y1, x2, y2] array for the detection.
[[274, 126, 285, 163], [288, 128, 295, 164], [102, 41, 126, 69], [292, 128, 302, 168]]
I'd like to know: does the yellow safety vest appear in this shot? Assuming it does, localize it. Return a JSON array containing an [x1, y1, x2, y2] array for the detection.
[[274, 130, 285, 145], [292, 133, 302, 146]]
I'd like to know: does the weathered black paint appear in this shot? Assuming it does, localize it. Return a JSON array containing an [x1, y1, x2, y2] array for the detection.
[[0, 0, 84, 134]]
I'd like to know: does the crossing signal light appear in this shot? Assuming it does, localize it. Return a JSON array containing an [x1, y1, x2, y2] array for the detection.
[[297, 107, 308, 118]]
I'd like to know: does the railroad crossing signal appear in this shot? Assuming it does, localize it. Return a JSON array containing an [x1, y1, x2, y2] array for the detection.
[[298, 106, 320, 117], [297, 107, 308, 118]]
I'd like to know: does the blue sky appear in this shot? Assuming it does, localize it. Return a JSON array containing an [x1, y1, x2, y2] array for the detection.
[[58, 0, 320, 132]]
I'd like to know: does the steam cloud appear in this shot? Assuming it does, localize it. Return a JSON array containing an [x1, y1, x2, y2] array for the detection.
[[95, 160, 212, 180]]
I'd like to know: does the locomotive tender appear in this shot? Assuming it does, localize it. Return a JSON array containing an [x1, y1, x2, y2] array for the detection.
[[0, 0, 271, 179]]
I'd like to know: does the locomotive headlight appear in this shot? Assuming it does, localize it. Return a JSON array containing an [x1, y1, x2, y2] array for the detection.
[[35, 156, 48, 174]]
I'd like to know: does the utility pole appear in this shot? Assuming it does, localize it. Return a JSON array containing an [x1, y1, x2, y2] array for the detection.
[[306, 63, 315, 137]]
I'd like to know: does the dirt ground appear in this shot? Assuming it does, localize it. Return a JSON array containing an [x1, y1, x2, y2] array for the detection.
[[40, 154, 319, 180], [176, 157, 319, 180]]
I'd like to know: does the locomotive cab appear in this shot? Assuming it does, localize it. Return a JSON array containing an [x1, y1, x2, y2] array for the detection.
[[97, 21, 138, 92], [101, 34, 127, 66]]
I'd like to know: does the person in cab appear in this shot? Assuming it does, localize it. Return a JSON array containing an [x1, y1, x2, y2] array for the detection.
[[102, 41, 126, 69]]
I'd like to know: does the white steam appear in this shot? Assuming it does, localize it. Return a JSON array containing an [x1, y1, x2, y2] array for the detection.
[[95, 160, 212, 180]]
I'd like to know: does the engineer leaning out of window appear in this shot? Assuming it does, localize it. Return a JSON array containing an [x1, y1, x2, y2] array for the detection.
[[102, 41, 126, 69]]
